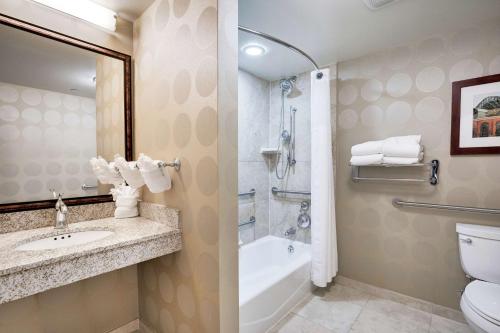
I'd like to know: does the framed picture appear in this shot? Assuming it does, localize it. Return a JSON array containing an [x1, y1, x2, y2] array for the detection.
[[451, 73, 500, 155]]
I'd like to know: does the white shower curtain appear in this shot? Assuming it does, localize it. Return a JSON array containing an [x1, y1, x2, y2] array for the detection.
[[310, 68, 338, 287]]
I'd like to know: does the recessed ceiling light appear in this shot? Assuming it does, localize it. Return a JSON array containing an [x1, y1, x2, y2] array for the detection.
[[31, 0, 116, 31], [242, 44, 266, 56]]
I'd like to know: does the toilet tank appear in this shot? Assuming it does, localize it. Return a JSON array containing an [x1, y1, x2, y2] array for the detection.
[[456, 223, 500, 284]]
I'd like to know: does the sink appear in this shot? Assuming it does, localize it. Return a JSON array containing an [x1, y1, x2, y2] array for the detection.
[[16, 230, 114, 251]]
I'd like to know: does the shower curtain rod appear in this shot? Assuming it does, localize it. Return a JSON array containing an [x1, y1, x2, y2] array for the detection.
[[238, 25, 324, 79]]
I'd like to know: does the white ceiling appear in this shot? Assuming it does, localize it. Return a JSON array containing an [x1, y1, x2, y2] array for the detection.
[[0, 23, 97, 98], [93, 0, 154, 21], [239, 0, 500, 81]]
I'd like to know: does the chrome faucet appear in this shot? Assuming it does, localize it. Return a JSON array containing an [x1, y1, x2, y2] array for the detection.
[[51, 190, 68, 229]]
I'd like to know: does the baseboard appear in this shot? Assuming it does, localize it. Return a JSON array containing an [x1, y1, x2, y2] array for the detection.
[[107, 319, 140, 333], [335, 275, 466, 324]]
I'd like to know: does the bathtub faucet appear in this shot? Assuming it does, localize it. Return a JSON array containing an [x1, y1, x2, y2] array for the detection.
[[284, 227, 296, 238]]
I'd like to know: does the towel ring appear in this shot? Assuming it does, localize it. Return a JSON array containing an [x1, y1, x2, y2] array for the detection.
[[158, 158, 181, 171]]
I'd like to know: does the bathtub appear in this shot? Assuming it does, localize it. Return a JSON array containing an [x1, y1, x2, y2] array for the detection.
[[239, 236, 313, 333]]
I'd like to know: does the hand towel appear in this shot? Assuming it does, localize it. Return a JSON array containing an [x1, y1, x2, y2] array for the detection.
[[350, 154, 384, 166], [384, 135, 421, 145], [90, 156, 123, 185], [351, 140, 383, 156], [382, 143, 423, 158], [137, 153, 172, 193], [116, 196, 138, 208], [114, 155, 145, 189], [114, 206, 138, 219], [383, 153, 423, 165]]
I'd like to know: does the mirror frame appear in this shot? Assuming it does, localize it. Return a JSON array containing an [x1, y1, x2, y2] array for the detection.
[[0, 14, 133, 213]]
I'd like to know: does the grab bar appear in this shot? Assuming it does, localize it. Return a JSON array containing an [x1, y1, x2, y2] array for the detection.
[[271, 187, 311, 196], [238, 189, 256, 197], [393, 198, 500, 215], [81, 184, 98, 190], [239, 216, 256, 227]]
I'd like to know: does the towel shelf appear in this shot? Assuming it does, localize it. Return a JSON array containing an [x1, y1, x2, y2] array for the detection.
[[351, 159, 439, 185], [239, 216, 256, 227], [393, 198, 500, 215]]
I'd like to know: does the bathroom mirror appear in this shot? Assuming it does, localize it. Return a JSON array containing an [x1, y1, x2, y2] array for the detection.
[[0, 14, 132, 212]]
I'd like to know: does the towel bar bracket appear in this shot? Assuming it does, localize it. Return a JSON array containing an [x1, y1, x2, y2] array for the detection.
[[159, 158, 181, 171], [351, 159, 439, 185]]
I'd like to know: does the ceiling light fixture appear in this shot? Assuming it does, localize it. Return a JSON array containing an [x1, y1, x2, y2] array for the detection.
[[31, 0, 117, 31], [242, 44, 266, 56]]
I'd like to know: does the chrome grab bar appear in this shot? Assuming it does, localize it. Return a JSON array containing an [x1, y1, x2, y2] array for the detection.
[[238, 189, 256, 197], [238, 216, 256, 227], [393, 198, 500, 215], [81, 184, 98, 190], [271, 187, 311, 196]]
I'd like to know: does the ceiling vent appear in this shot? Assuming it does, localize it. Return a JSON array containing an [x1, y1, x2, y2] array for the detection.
[[362, 0, 400, 10]]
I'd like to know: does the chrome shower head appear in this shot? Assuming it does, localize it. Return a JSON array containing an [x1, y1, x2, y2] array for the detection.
[[279, 76, 297, 95]]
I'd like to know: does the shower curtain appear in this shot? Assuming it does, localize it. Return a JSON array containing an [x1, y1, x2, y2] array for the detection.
[[310, 68, 338, 287]]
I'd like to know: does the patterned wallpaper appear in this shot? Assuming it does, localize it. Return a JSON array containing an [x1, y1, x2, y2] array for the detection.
[[336, 18, 500, 309], [0, 266, 138, 333], [133, 0, 238, 331], [0, 81, 98, 203]]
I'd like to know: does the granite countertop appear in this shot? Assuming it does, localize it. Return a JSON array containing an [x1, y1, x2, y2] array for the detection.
[[0, 217, 179, 277], [0, 203, 182, 304]]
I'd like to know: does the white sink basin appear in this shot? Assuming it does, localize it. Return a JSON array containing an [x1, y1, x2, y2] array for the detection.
[[16, 230, 114, 251]]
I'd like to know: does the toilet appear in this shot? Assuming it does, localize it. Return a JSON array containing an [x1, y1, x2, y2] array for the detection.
[[457, 223, 500, 333]]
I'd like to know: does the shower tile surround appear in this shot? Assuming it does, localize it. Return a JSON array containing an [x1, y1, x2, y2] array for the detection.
[[336, 18, 500, 310], [238, 70, 321, 244]]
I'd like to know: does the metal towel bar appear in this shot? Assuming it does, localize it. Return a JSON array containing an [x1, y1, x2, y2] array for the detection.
[[352, 160, 439, 185], [271, 187, 311, 196], [393, 198, 500, 215], [239, 216, 256, 227], [238, 189, 256, 197], [81, 184, 98, 190]]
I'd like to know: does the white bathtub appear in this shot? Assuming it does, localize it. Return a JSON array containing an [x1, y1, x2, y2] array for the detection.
[[239, 236, 312, 333]]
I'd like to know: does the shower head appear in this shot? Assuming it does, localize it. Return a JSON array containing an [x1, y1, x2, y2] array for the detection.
[[279, 76, 297, 95]]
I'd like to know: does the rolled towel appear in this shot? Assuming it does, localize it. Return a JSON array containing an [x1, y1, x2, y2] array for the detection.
[[383, 153, 423, 165], [114, 206, 138, 219], [116, 195, 138, 208], [90, 156, 123, 185], [351, 140, 383, 156], [350, 154, 384, 166], [384, 135, 421, 145], [114, 155, 145, 189], [137, 153, 172, 193], [382, 143, 423, 158]]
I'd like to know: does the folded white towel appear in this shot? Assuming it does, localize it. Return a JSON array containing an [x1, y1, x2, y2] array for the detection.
[[382, 143, 423, 158], [137, 153, 172, 193], [384, 135, 421, 145], [351, 140, 383, 156], [114, 155, 145, 189], [383, 154, 423, 165], [350, 154, 384, 166], [114, 206, 138, 219], [90, 156, 123, 186]]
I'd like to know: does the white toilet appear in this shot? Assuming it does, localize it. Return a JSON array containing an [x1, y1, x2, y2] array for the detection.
[[457, 223, 500, 333]]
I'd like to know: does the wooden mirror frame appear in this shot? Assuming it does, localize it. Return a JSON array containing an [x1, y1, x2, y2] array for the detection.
[[0, 14, 132, 213]]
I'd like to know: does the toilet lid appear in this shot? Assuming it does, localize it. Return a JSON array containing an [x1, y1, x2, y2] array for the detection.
[[463, 280, 500, 325]]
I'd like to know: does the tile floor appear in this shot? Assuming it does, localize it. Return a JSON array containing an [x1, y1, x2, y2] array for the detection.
[[269, 284, 473, 333]]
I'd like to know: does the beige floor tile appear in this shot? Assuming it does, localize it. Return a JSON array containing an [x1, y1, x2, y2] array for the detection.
[[349, 297, 432, 333], [292, 285, 370, 333], [429, 315, 473, 333], [269, 313, 334, 333]]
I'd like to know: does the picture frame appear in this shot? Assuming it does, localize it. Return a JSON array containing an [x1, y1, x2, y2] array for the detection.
[[451, 73, 500, 155]]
